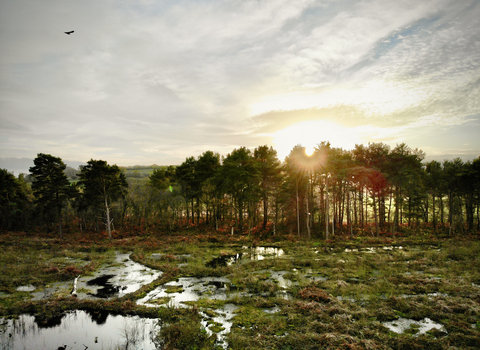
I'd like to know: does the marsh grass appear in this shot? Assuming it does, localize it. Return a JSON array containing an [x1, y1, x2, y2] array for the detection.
[[0, 238, 113, 295], [156, 310, 215, 350], [1, 233, 479, 349]]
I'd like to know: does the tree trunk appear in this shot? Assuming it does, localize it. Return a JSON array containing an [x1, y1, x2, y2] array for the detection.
[[325, 180, 329, 240], [372, 194, 379, 237], [440, 196, 444, 224], [296, 180, 300, 237], [105, 195, 112, 239], [58, 219, 63, 240], [263, 195, 268, 230], [306, 186, 310, 239]]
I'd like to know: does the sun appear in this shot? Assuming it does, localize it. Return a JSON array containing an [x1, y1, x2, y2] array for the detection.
[[304, 146, 315, 156], [272, 120, 363, 161]]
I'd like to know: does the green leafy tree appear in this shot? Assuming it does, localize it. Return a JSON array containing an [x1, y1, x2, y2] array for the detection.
[[388, 144, 425, 228], [195, 151, 221, 227], [443, 158, 465, 234], [355, 143, 391, 230], [176, 157, 198, 225], [77, 159, 128, 238], [150, 166, 176, 191], [311, 142, 332, 239], [284, 145, 313, 238], [148, 166, 179, 230], [0, 169, 32, 231], [254, 145, 281, 230], [221, 147, 260, 232], [326, 147, 354, 235], [458, 157, 480, 232], [29, 153, 72, 237], [425, 160, 444, 232]]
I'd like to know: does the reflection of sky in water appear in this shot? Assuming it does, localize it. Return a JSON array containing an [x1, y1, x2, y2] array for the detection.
[[105, 253, 161, 295], [344, 246, 403, 253], [243, 246, 285, 260], [80, 252, 161, 299], [16, 284, 36, 292], [138, 269, 299, 308], [269, 271, 292, 289], [138, 278, 242, 349], [383, 317, 446, 335], [201, 303, 239, 349], [0, 311, 158, 350], [138, 276, 230, 307], [30, 252, 161, 300]]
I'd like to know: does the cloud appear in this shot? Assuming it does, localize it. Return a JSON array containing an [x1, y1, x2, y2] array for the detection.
[[0, 0, 479, 171]]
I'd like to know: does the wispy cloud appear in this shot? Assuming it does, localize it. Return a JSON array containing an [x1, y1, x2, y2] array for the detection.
[[0, 0, 478, 172]]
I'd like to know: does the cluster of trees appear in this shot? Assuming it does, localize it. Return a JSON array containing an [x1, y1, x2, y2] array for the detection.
[[0, 154, 127, 238], [1, 143, 479, 238]]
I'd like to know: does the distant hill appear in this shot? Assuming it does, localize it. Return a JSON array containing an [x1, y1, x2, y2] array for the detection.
[[121, 165, 167, 180], [0, 157, 86, 176], [0, 157, 171, 179]]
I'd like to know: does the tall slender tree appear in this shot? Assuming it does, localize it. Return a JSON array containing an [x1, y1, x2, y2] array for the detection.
[[29, 153, 72, 237], [77, 160, 128, 238], [195, 151, 221, 226], [425, 160, 443, 233], [221, 147, 260, 232], [284, 145, 315, 237], [176, 157, 197, 224], [254, 145, 281, 230]]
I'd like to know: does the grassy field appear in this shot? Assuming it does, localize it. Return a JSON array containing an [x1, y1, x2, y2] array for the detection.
[[0, 231, 479, 349]]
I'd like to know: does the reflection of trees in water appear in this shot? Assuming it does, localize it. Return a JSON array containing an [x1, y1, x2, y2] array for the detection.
[[1, 319, 14, 350], [87, 274, 122, 298], [34, 313, 65, 328], [120, 318, 156, 350], [86, 309, 109, 324], [206, 253, 243, 268], [0, 312, 158, 350]]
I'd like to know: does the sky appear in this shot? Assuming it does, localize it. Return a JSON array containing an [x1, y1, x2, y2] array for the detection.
[[1, 0, 479, 175]]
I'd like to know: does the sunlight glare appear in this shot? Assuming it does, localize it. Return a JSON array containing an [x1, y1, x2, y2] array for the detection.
[[272, 120, 363, 161], [305, 146, 315, 156]]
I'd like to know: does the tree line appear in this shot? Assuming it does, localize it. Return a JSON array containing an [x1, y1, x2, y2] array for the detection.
[[1, 142, 479, 238]]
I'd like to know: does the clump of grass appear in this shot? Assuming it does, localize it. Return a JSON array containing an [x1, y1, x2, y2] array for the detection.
[[156, 314, 214, 349], [149, 297, 171, 305], [208, 321, 225, 333], [164, 285, 184, 294]]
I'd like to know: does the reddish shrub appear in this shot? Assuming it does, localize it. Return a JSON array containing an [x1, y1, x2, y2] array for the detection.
[[298, 286, 331, 303], [64, 265, 81, 276]]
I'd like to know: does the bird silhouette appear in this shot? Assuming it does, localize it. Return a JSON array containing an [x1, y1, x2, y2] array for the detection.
[[64, 31, 74, 35]]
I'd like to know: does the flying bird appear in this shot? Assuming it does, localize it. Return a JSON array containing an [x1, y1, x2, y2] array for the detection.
[[64, 31, 74, 35]]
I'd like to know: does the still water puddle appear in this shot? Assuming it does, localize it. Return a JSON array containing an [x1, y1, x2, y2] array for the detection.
[[16, 284, 36, 292], [344, 246, 403, 253], [83, 253, 161, 299], [201, 303, 239, 349], [382, 317, 447, 336], [207, 254, 243, 268], [138, 276, 231, 307], [270, 271, 293, 289], [0, 310, 158, 350], [244, 246, 285, 260], [263, 305, 281, 314], [205, 247, 285, 268], [31, 252, 161, 300]]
